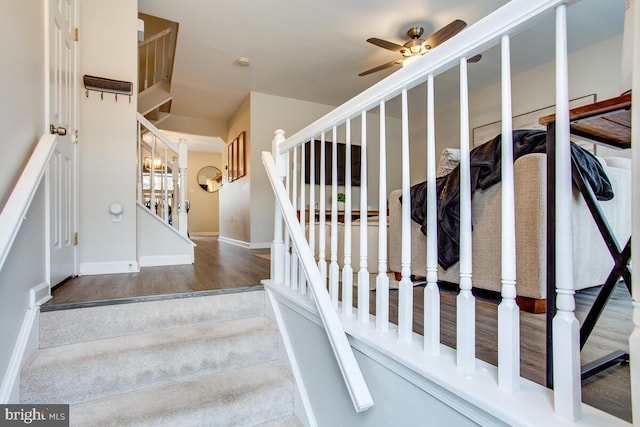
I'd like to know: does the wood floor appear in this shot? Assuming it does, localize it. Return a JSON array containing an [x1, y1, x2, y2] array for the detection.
[[47, 237, 632, 422], [48, 237, 270, 304]]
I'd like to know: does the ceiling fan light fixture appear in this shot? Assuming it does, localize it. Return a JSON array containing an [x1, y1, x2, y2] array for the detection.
[[410, 45, 422, 54]]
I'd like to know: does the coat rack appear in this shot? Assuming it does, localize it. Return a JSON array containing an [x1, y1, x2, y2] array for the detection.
[[83, 75, 133, 102]]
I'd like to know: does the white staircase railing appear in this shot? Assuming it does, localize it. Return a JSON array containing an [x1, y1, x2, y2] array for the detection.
[[263, 146, 374, 413], [266, 0, 636, 423], [139, 27, 175, 92], [137, 113, 188, 237]]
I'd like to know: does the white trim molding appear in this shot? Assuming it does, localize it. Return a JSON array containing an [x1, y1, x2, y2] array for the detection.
[[138, 254, 193, 267], [79, 261, 141, 275], [0, 307, 39, 403]]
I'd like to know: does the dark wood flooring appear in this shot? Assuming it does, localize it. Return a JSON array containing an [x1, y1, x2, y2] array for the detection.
[[47, 237, 632, 422], [48, 237, 270, 304]]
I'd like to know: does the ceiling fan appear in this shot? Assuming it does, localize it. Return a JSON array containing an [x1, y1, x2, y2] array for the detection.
[[359, 19, 481, 76]]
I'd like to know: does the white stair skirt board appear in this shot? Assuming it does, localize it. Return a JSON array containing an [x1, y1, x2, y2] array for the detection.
[[22, 290, 300, 426], [79, 260, 140, 275], [0, 307, 38, 403]]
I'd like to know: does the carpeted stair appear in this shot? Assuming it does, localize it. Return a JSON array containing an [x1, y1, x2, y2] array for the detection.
[[20, 290, 300, 426]]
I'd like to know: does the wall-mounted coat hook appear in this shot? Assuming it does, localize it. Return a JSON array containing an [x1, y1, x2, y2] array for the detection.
[[83, 75, 133, 102]]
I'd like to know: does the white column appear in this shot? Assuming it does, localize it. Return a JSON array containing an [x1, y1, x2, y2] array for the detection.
[[457, 56, 476, 372], [630, 0, 640, 421], [498, 34, 520, 392], [358, 111, 370, 324], [424, 74, 440, 356], [376, 100, 389, 333], [398, 88, 413, 343], [342, 119, 354, 316], [137, 121, 143, 204], [329, 126, 340, 307], [552, 5, 581, 421], [271, 130, 286, 284]]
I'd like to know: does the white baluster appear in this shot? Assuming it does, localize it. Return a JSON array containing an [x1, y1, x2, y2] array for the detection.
[[284, 157, 291, 287], [424, 74, 440, 356], [398, 88, 413, 343], [498, 35, 520, 392], [330, 126, 340, 307], [376, 100, 389, 332], [178, 138, 188, 237], [271, 130, 286, 284], [290, 146, 299, 291], [137, 121, 143, 204], [552, 4, 581, 420], [150, 136, 156, 216], [299, 141, 307, 295], [630, 0, 640, 419], [319, 132, 327, 284], [309, 139, 316, 282], [457, 56, 476, 372], [163, 145, 169, 223], [358, 111, 370, 324], [342, 119, 354, 316], [171, 156, 179, 231]]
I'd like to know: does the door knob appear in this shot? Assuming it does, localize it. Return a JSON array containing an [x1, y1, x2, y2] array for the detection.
[[50, 124, 67, 136]]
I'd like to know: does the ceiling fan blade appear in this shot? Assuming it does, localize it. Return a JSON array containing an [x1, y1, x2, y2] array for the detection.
[[468, 54, 482, 63], [422, 19, 467, 50], [358, 60, 403, 76], [366, 37, 405, 52]]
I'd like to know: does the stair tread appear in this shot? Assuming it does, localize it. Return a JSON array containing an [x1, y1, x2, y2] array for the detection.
[[70, 361, 294, 427], [22, 316, 279, 405], [28, 316, 275, 368], [39, 290, 265, 348]]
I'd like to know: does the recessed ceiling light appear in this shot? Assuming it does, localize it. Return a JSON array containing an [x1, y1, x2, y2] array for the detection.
[[237, 57, 250, 66]]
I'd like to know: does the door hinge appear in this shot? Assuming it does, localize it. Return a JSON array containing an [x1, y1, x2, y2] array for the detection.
[[73, 129, 79, 144], [74, 27, 79, 42], [73, 232, 79, 246]]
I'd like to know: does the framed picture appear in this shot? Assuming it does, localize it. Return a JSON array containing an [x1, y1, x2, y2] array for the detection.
[[227, 131, 246, 182], [472, 94, 597, 152], [237, 132, 245, 178]]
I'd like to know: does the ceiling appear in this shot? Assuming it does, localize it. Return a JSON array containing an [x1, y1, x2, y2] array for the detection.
[[138, 0, 625, 136]]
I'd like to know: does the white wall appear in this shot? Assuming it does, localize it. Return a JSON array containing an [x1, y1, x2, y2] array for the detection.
[[248, 92, 336, 247], [78, 0, 139, 274], [220, 95, 251, 244], [409, 34, 627, 184], [0, 0, 46, 403], [187, 151, 221, 235], [0, 1, 45, 205]]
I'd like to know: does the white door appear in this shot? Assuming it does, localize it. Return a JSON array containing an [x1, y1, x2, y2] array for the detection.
[[48, 0, 78, 286]]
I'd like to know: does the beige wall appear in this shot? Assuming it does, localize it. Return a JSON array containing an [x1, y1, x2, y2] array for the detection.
[[79, 0, 139, 273], [0, 1, 45, 205], [187, 151, 221, 235]]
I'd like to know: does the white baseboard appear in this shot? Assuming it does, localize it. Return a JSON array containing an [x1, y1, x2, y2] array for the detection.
[[249, 242, 271, 249], [139, 254, 193, 267], [190, 232, 219, 237], [218, 236, 251, 248], [79, 260, 140, 275], [218, 237, 271, 249], [0, 307, 38, 403]]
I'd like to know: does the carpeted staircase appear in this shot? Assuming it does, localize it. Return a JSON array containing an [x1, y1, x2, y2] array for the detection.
[[20, 289, 300, 426]]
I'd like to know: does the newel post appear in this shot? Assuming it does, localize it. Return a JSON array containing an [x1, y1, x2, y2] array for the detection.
[[271, 129, 287, 283], [178, 138, 188, 237]]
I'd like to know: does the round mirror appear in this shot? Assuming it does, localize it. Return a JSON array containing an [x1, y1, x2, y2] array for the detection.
[[197, 166, 222, 193]]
